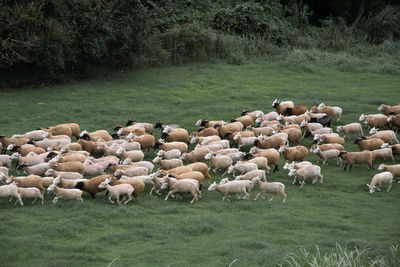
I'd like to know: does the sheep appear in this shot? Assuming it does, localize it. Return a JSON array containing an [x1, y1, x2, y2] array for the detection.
[[96, 142, 121, 157], [114, 166, 149, 178], [49, 161, 85, 175], [75, 174, 110, 198], [310, 143, 344, 152], [215, 123, 242, 139], [219, 178, 254, 199], [17, 163, 51, 176], [115, 125, 146, 137], [14, 187, 44, 205], [0, 155, 11, 168], [288, 165, 323, 187], [339, 151, 373, 171], [312, 148, 342, 165], [51, 153, 87, 163], [194, 143, 223, 152], [254, 135, 286, 150], [278, 114, 311, 126], [378, 104, 400, 115], [233, 133, 258, 150], [120, 159, 154, 173], [7, 144, 46, 157], [204, 152, 233, 174], [368, 128, 399, 144], [168, 171, 205, 190], [107, 177, 145, 198], [241, 110, 264, 121], [55, 123, 81, 139], [307, 129, 335, 140], [246, 126, 274, 137], [157, 149, 182, 160], [150, 176, 164, 195], [283, 161, 312, 170], [11, 130, 48, 141], [11, 152, 51, 168], [311, 104, 342, 121], [0, 135, 30, 153], [224, 131, 255, 143], [201, 139, 230, 149], [80, 130, 112, 142], [364, 115, 389, 129], [371, 148, 395, 162], [387, 114, 400, 130], [272, 99, 294, 115], [47, 183, 83, 204], [274, 128, 302, 145], [278, 145, 308, 163], [152, 157, 183, 170], [186, 162, 211, 179], [77, 139, 103, 156], [6, 175, 45, 193], [236, 169, 267, 182], [45, 169, 83, 180], [125, 120, 153, 133], [260, 120, 281, 128], [98, 178, 134, 204], [190, 135, 220, 145], [0, 183, 23, 206], [157, 166, 193, 177], [195, 119, 226, 128], [354, 137, 384, 151], [40, 125, 72, 137], [252, 177, 286, 203], [191, 127, 219, 138], [0, 167, 9, 179], [120, 175, 154, 186], [255, 112, 280, 124], [336, 123, 363, 139], [223, 151, 246, 164], [86, 155, 119, 165], [116, 148, 144, 162], [52, 175, 87, 189], [300, 121, 323, 138], [312, 133, 339, 142], [231, 115, 254, 128], [161, 128, 189, 143], [305, 111, 327, 119], [386, 144, 400, 158], [247, 147, 280, 172], [227, 162, 258, 177], [284, 105, 308, 116], [367, 172, 393, 193], [242, 157, 269, 171], [180, 146, 210, 163], [34, 138, 71, 150], [41, 177, 55, 188], [162, 177, 199, 203], [319, 135, 345, 145], [378, 164, 400, 179], [153, 140, 188, 153], [208, 181, 249, 201], [309, 115, 332, 128]]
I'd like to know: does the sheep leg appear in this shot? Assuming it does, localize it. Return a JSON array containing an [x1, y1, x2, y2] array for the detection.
[[221, 170, 227, 177], [253, 191, 263, 201], [343, 163, 348, 171], [369, 164, 374, 171], [349, 164, 353, 171], [190, 190, 197, 204], [213, 167, 218, 173], [269, 194, 276, 202], [165, 191, 172, 201], [236, 193, 241, 200], [31, 198, 37, 205], [124, 194, 132, 204], [41, 196, 44, 205], [273, 165, 279, 173], [116, 194, 122, 205], [281, 191, 287, 203], [52, 197, 58, 204], [322, 159, 327, 165], [387, 181, 392, 192], [312, 176, 317, 184], [149, 187, 155, 195], [9, 195, 13, 202], [108, 194, 115, 204], [293, 176, 297, 184]]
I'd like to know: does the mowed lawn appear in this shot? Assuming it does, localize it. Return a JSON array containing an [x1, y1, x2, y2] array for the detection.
[[0, 61, 399, 266]]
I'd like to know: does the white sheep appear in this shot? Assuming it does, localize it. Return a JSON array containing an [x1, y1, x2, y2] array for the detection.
[[208, 181, 249, 201], [157, 149, 182, 159], [47, 183, 83, 204], [153, 157, 183, 170], [99, 178, 135, 204], [235, 169, 267, 182], [12, 130, 48, 141], [283, 161, 312, 171], [114, 167, 149, 177], [288, 165, 323, 187], [368, 128, 399, 144], [116, 148, 144, 162], [18, 163, 51, 176], [0, 182, 23, 206], [44, 169, 83, 179], [336, 123, 363, 138], [14, 187, 44, 205], [367, 172, 393, 193], [233, 133, 257, 150], [312, 148, 342, 166], [204, 153, 233, 175], [162, 177, 199, 203], [220, 178, 254, 199], [251, 177, 286, 203], [313, 133, 339, 141], [0, 155, 12, 168]]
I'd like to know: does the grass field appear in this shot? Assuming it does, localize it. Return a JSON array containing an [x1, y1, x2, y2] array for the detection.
[[1, 60, 400, 266]]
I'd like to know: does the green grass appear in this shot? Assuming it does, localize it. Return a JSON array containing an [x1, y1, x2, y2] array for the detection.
[[0, 60, 400, 266]]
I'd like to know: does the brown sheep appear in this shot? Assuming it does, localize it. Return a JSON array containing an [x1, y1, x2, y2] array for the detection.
[[109, 177, 145, 198], [310, 143, 344, 152], [153, 140, 188, 153], [169, 171, 205, 190], [186, 162, 211, 179], [246, 148, 280, 172], [339, 151, 373, 171], [354, 137, 384, 151], [75, 174, 111, 198], [319, 135, 345, 145], [378, 104, 400, 115], [272, 100, 294, 115], [215, 123, 242, 139], [80, 130, 113, 142], [50, 161, 85, 175], [279, 128, 302, 145], [77, 139, 104, 156], [130, 134, 155, 151], [255, 135, 286, 149], [9, 145, 46, 157], [284, 105, 308, 116], [278, 145, 308, 162], [161, 128, 189, 143], [231, 115, 254, 128], [0, 135, 29, 153], [190, 127, 219, 138], [364, 115, 389, 129], [196, 120, 226, 128]]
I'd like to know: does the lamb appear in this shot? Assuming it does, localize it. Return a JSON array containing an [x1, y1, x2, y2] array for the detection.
[[283, 161, 312, 170], [157, 166, 193, 177], [364, 115, 389, 129], [0, 135, 29, 153], [194, 143, 223, 152], [224, 131, 255, 143], [51, 153, 87, 163], [17, 163, 51, 176], [153, 140, 188, 153], [168, 171, 205, 190], [230, 115, 254, 128], [0, 155, 11, 168], [14, 187, 44, 205], [215, 123, 242, 139], [255, 135, 286, 150], [45, 169, 83, 180], [272, 99, 294, 115], [255, 111, 280, 124], [311, 104, 342, 121], [75, 174, 110, 198], [186, 162, 211, 179], [47, 183, 83, 204], [288, 165, 323, 187], [11, 130, 48, 141], [120, 159, 154, 174], [233, 133, 258, 150], [40, 125, 72, 137], [11, 152, 51, 167], [49, 161, 85, 175], [367, 172, 393, 193], [180, 146, 210, 163], [247, 147, 280, 172], [235, 169, 267, 182], [336, 123, 363, 139], [7, 144, 46, 157], [191, 127, 219, 138], [150, 176, 164, 195], [98, 178, 134, 204], [152, 157, 183, 170], [274, 128, 302, 145], [312, 148, 342, 165], [318, 135, 345, 145], [208, 181, 249, 201], [378, 164, 400, 179], [0, 183, 23, 206], [354, 137, 384, 151], [77, 139, 103, 156], [310, 143, 344, 152], [6, 175, 45, 193], [195, 119, 226, 128], [190, 135, 220, 145], [278, 145, 308, 162], [368, 128, 399, 144], [114, 167, 149, 178], [162, 177, 199, 204], [86, 155, 119, 165], [161, 128, 189, 143], [283, 105, 308, 116], [219, 178, 254, 198], [252, 177, 286, 203], [204, 152, 233, 174], [96, 142, 121, 157], [200, 139, 230, 149], [34, 138, 70, 150], [378, 104, 400, 115], [227, 162, 258, 177], [125, 120, 153, 133], [339, 151, 373, 171], [107, 177, 145, 198], [246, 126, 274, 137], [80, 130, 112, 142], [278, 114, 310, 126], [371, 148, 395, 162], [52, 175, 88, 189], [116, 148, 144, 162], [241, 110, 264, 121], [157, 149, 182, 160], [310, 130, 335, 140], [242, 157, 269, 171]]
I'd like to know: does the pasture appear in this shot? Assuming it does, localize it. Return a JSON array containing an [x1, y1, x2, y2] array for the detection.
[[0, 60, 399, 266]]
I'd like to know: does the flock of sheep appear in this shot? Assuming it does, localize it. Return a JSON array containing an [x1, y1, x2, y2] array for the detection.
[[0, 100, 399, 205]]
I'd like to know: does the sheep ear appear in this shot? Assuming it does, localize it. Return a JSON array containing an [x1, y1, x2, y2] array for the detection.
[[366, 184, 370, 187]]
